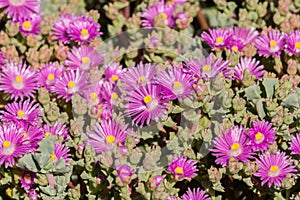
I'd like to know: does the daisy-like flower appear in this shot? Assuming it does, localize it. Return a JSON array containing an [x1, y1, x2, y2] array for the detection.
[[0, 123, 30, 168], [100, 81, 120, 105], [19, 122, 43, 151], [125, 84, 168, 126], [285, 30, 300, 56], [28, 189, 38, 200], [141, 1, 175, 28], [65, 45, 103, 71], [0, 51, 5, 68], [43, 122, 69, 140], [182, 188, 211, 200], [232, 27, 259, 46], [83, 81, 102, 104], [18, 14, 41, 35], [233, 57, 264, 81], [211, 126, 254, 167], [121, 62, 156, 90], [0, 99, 41, 125], [248, 120, 276, 152], [38, 63, 64, 91], [255, 30, 286, 58], [0, 61, 37, 100], [255, 152, 296, 187], [87, 119, 127, 153], [52, 69, 87, 102], [116, 164, 135, 184], [185, 53, 231, 81], [104, 62, 123, 83], [0, 0, 41, 21], [289, 134, 300, 155], [156, 67, 194, 100], [52, 14, 73, 44], [167, 156, 198, 181], [50, 143, 71, 164], [68, 15, 101, 43], [20, 170, 36, 190], [201, 28, 233, 49]]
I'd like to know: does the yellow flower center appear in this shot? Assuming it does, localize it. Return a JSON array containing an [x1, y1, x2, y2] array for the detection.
[[111, 75, 119, 81], [173, 81, 182, 88], [44, 132, 52, 138], [111, 92, 118, 99], [174, 167, 184, 174], [202, 65, 211, 71], [24, 173, 31, 182], [22, 133, 27, 139], [90, 92, 98, 99], [270, 40, 277, 47], [143, 95, 152, 104], [216, 37, 223, 45], [50, 154, 56, 161], [255, 132, 264, 141], [22, 21, 31, 29], [47, 73, 54, 81], [67, 81, 75, 88], [295, 41, 300, 49], [3, 141, 11, 148], [138, 76, 146, 83], [231, 143, 240, 151], [81, 57, 90, 64], [81, 28, 89, 36], [15, 76, 23, 83], [269, 165, 279, 173], [106, 135, 115, 143], [167, 0, 174, 4], [160, 13, 168, 19], [231, 45, 238, 52], [17, 110, 25, 118]]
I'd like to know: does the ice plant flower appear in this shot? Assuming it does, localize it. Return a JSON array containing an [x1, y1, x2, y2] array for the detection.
[[104, 62, 123, 83], [255, 152, 296, 187], [116, 164, 135, 184], [233, 57, 264, 81], [0, 0, 41, 21], [52, 14, 73, 44], [125, 84, 168, 126], [100, 81, 120, 105], [87, 119, 127, 153], [0, 61, 37, 100], [0, 51, 4, 68], [289, 134, 300, 155], [181, 188, 211, 200], [232, 27, 259, 46], [211, 126, 254, 166], [18, 14, 41, 35], [50, 144, 71, 164], [285, 30, 300, 56], [65, 45, 103, 71], [20, 170, 36, 190], [248, 120, 276, 152], [38, 63, 64, 91], [201, 28, 233, 49], [43, 122, 69, 140], [255, 30, 285, 58], [167, 156, 198, 181], [83, 81, 102, 104], [19, 122, 43, 151], [0, 123, 30, 168], [52, 69, 87, 102], [0, 99, 41, 125]]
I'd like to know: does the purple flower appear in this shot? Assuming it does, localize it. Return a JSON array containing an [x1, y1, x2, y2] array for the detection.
[[255, 152, 296, 187], [0, 61, 37, 100], [0, 51, 4, 68], [285, 30, 300, 56], [211, 126, 254, 167], [167, 156, 198, 181], [20, 170, 36, 190], [52, 14, 73, 44], [43, 122, 69, 140], [18, 14, 41, 35], [87, 119, 127, 153], [255, 30, 285, 58], [83, 81, 102, 104], [233, 57, 264, 81], [116, 164, 135, 184], [0, 123, 30, 168], [52, 69, 87, 102], [153, 175, 163, 187], [201, 28, 232, 49], [248, 120, 276, 152], [65, 45, 103, 71], [100, 81, 120, 106], [125, 84, 168, 126], [232, 27, 259, 46], [182, 188, 211, 200], [289, 134, 300, 155], [104, 62, 123, 83], [0, 0, 41, 21], [0, 99, 41, 125], [37, 62, 64, 91], [50, 143, 71, 164], [19, 122, 43, 152], [28, 189, 38, 200]]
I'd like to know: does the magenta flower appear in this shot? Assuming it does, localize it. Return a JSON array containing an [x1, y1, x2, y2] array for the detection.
[[38, 63, 64, 91], [255, 30, 285, 58], [65, 45, 103, 71], [50, 143, 71, 164], [167, 156, 198, 181], [43, 122, 69, 140], [116, 164, 135, 184], [52, 69, 87, 102], [248, 120, 276, 152], [255, 152, 296, 187], [100, 81, 120, 105], [0, 51, 4, 68], [211, 126, 254, 167], [19, 122, 43, 151], [104, 62, 123, 83], [233, 57, 264, 81], [18, 14, 41, 35], [0, 99, 41, 125], [0, 123, 30, 168], [20, 170, 36, 190], [0, 0, 41, 21], [0, 61, 37, 100], [87, 119, 127, 153], [125, 84, 168, 126], [289, 134, 300, 155], [232, 27, 259, 46], [285, 30, 300, 56], [52, 14, 73, 44], [28, 189, 38, 200], [182, 188, 211, 200], [201, 28, 232, 49], [83, 81, 102, 104]]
